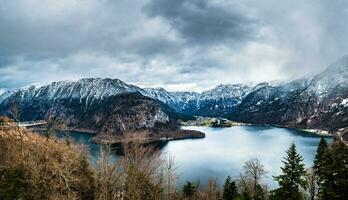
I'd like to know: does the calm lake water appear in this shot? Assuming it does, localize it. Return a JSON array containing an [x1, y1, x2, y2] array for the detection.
[[65, 125, 332, 189]]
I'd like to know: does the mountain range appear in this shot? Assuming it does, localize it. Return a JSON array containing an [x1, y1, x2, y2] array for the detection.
[[0, 55, 347, 141]]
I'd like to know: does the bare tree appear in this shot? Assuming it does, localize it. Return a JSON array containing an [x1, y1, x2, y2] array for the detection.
[[95, 144, 124, 200], [203, 178, 221, 200], [44, 117, 68, 139], [241, 157, 268, 199], [9, 102, 25, 160], [162, 154, 180, 200], [304, 168, 317, 200], [95, 135, 181, 200], [0, 127, 95, 199]]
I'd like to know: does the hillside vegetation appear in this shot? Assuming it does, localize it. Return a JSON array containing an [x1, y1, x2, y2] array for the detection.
[[0, 127, 347, 200], [0, 128, 95, 199]]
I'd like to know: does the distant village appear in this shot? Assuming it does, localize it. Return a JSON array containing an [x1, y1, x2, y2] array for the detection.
[[181, 116, 245, 127]]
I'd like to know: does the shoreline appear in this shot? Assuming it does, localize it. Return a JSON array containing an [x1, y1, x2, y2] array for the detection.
[[29, 127, 98, 134], [90, 129, 206, 145], [31, 123, 341, 146], [272, 125, 332, 137], [183, 121, 334, 138], [28, 126, 205, 145]]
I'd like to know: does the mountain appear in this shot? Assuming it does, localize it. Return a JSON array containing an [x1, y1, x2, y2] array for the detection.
[[1, 55, 347, 140], [0, 78, 203, 141], [195, 84, 252, 116], [230, 79, 310, 123], [145, 84, 252, 116], [307, 55, 348, 96], [232, 56, 348, 134]]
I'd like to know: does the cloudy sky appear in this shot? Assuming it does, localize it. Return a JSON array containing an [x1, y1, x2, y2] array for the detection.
[[0, 0, 347, 92]]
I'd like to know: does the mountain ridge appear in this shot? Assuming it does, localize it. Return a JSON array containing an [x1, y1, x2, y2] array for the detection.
[[1, 55, 347, 140]]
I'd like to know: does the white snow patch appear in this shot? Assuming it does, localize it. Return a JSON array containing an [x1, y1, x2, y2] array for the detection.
[[341, 98, 348, 107]]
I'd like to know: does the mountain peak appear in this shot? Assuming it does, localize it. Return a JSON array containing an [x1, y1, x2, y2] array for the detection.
[[309, 55, 348, 95]]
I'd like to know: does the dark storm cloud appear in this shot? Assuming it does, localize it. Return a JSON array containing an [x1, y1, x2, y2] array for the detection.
[[0, 0, 178, 59], [144, 0, 259, 45], [0, 0, 347, 92]]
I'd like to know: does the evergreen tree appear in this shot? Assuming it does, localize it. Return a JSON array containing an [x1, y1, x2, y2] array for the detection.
[[254, 184, 265, 200], [313, 138, 347, 200], [313, 138, 328, 177], [313, 137, 328, 195], [329, 139, 348, 200], [183, 181, 195, 198], [240, 187, 252, 200], [270, 143, 307, 200], [313, 137, 335, 199], [223, 176, 238, 200]]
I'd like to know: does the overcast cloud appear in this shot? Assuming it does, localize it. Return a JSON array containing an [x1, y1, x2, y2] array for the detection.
[[0, 0, 347, 91]]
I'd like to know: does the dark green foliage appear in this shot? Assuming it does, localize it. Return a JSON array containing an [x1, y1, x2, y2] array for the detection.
[[269, 188, 304, 200], [254, 184, 265, 200], [313, 138, 348, 200], [313, 138, 328, 179], [240, 187, 252, 200], [330, 140, 348, 200], [223, 176, 238, 200], [313, 137, 328, 193], [270, 143, 307, 200], [0, 167, 30, 200], [183, 181, 196, 198], [314, 139, 348, 200], [313, 137, 333, 199]]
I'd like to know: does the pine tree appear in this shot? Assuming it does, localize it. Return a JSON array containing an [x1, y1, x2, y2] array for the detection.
[[270, 143, 307, 200], [313, 137, 328, 195], [329, 139, 348, 200], [183, 181, 195, 199], [313, 137, 332, 199], [223, 176, 238, 200], [313, 138, 348, 199], [254, 184, 265, 200], [241, 187, 252, 200]]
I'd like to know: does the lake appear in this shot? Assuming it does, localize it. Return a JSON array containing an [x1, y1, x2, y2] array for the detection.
[[65, 125, 332, 189]]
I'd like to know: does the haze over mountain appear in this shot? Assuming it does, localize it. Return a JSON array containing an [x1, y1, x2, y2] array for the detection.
[[1, 55, 347, 141], [0, 0, 347, 142], [1, 0, 348, 92]]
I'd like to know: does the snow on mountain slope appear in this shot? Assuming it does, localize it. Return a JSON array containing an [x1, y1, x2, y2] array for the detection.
[[1, 55, 347, 130], [233, 55, 348, 132], [144, 84, 253, 116], [144, 88, 179, 105], [308, 55, 348, 96], [0, 78, 149, 107], [201, 84, 250, 99], [200, 84, 252, 102]]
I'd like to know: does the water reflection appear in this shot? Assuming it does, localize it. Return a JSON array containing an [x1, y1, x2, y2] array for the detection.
[[63, 126, 331, 189], [161, 126, 331, 188]]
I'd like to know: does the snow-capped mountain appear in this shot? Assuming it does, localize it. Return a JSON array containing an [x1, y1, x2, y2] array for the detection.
[[0, 55, 347, 136], [0, 78, 148, 107], [0, 77, 311, 119], [144, 88, 200, 113], [0, 89, 5, 96], [233, 55, 348, 132], [0, 78, 190, 136], [200, 84, 252, 101], [308, 55, 348, 96], [144, 88, 183, 110], [144, 84, 253, 116]]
